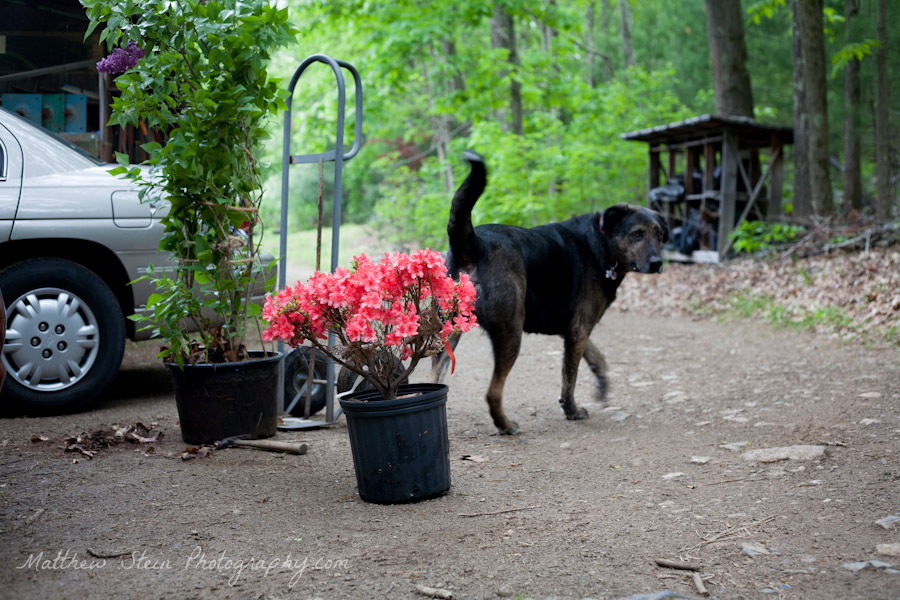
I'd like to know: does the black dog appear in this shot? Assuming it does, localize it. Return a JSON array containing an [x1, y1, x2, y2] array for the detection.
[[433, 151, 668, 434]]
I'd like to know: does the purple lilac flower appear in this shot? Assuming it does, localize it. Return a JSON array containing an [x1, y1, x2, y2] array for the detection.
[[96, 41, 146, 74]]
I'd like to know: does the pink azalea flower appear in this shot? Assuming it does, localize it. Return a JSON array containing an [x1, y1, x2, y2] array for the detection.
[[262, 250, 478, 398]]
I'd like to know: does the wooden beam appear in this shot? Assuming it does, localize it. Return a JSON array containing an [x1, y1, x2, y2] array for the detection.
[[685, 146, 697, 196], [667, 147, 677, 183], [704, 142, 716, 193], [720, 146, 782, 256], [768, 134, 785, 216], [649, 146, 661, 194], [718, 131, 738, 259]]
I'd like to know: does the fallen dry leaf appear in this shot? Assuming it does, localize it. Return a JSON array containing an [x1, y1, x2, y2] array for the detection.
[[180, 445, 214, 460], [460, 454, 489, 463], [616, 246, 900, 343]]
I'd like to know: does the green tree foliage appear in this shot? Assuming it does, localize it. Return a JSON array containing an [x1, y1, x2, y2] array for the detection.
[[266, 0, 896, 251]]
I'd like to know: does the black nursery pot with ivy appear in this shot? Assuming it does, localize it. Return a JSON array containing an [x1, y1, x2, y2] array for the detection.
[[82, 0, 296, 443]]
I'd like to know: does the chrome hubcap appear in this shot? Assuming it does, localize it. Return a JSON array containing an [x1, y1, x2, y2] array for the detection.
[[1, 288, 100, 392]]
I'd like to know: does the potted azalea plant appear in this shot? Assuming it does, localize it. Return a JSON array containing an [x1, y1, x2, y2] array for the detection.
[[82, 0, 296, 443], [263, 249, 478, 503]]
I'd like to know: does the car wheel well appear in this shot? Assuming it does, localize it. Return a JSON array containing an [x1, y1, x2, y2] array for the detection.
[[0, 239, 137, 338]]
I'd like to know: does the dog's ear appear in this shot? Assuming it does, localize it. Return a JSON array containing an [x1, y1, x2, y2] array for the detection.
[[600, 203, 631, 236]]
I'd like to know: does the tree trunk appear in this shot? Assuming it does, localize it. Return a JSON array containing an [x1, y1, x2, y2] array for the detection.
[[585, 1, 596, 88], [704, 0, 755, 118], [422, 51, 454, 193], [491, 3, 523, 135], [619, 0, 636, 69], [443, 38, 465, 98], [842, 0, 862, 218], [795, 0, 834, 216], [791, 0, 812, 220], [875, 0, 892, 220]]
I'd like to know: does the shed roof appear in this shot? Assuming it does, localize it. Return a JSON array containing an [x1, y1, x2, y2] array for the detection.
[[621, 114, 793, 146]]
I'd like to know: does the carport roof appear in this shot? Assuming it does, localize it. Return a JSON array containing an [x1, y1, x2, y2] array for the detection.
[[621, 114, 793, 146]]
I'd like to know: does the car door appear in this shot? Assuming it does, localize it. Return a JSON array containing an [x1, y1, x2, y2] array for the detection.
[[0, 121, 24, 242]]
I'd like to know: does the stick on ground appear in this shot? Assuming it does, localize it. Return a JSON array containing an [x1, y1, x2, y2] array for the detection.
[[654, 558, 701, 571]]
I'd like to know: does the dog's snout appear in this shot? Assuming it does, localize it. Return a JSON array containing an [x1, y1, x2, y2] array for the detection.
[[648, 257, 663, 273]]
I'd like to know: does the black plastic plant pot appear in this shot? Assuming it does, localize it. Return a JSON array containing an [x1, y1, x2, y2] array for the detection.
[[339, 383, 451, 504], [167, 351, 283, 445]]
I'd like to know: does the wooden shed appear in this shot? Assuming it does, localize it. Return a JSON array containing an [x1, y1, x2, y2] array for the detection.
[[621, 114, 793, 261]]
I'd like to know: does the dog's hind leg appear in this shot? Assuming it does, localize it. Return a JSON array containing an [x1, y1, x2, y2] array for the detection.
[[431, 331, 462, 383], [559, 333, 590, 421], [485, 328, 522, 435], [582, 339, 609, 403]]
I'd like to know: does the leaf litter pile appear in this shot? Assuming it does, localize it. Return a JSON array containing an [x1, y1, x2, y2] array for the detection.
[[40, 423, 163, 461], [616, 246, 900, 344]]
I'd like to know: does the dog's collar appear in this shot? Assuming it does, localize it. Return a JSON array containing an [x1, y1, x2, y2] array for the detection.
[[605, 262, 626, 280]]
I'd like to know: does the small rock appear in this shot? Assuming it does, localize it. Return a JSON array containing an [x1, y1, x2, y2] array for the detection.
[[842, 560, 895, 572], [690, 456, 710, 464], [742, 542, 770, 557], [661, 472, 684, 480], [858, 392, 883, 399], [663, 390, 686, 404], [877, 543, 900, 557], [496, 584, 515, 597], [695, 421, 711, 427], [876, 515, 900, 530], [720, 441, 751, 451], [859, 418, 882, 426], [743, 445, 826, 463], [723, 415, 749, 423], [607, 411, 632, 422], [559, 442, 572, 449]]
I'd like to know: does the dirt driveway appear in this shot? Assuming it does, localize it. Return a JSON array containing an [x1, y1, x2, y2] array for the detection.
[[1, 309, 899, 599]]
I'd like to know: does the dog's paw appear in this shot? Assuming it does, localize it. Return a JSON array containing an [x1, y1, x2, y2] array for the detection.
[[496, 420, 521, 435], [564, 406, 590, 421]]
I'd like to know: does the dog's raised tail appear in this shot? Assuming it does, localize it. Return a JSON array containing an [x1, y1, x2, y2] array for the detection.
[[448, 151, 486, 266]]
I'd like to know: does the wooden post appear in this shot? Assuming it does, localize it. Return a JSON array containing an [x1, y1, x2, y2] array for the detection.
[[750, 147, 761, 218], [685, 147, 697, 196], [768, 134, 784, 217], [667, 146, 677, 183], [718, 130, 738, 259], [704, 142, 716, 193], [649, 146, 661, 191]]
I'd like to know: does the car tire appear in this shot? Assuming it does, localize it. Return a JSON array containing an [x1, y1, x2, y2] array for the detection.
[[0, 259, 125, 414]]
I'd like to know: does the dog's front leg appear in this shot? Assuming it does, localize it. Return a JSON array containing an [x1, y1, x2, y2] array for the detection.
[[582, 339, 609, 403], [559, 333, 590, 420]]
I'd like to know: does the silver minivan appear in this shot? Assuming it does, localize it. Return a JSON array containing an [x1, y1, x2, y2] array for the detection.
[[0, 106, 271, 414]]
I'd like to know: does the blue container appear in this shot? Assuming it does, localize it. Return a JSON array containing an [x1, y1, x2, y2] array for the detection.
[[339, 383, 451, 504]]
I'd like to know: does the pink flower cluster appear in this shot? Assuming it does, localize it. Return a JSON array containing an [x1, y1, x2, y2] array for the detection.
[[262, 249, 477, 366]]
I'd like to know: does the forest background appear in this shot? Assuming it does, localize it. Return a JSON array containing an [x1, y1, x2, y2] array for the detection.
[[258, 0, 897, 254]]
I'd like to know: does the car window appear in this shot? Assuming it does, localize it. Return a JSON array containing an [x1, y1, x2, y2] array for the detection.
[[0, 107, 102, 177]]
